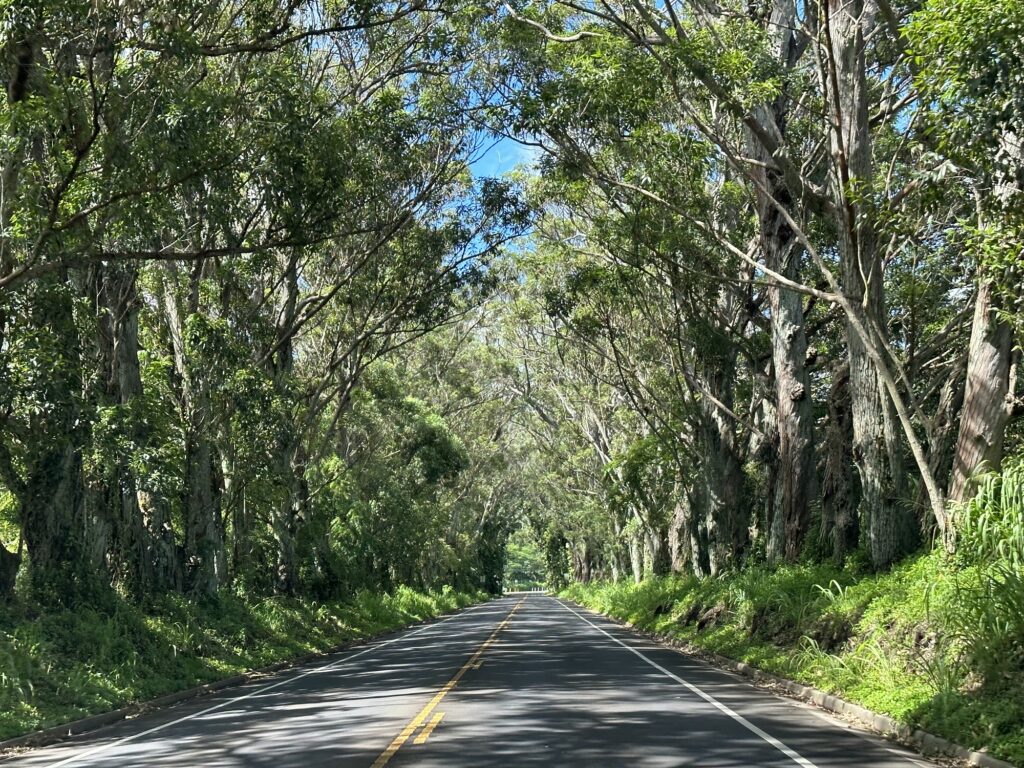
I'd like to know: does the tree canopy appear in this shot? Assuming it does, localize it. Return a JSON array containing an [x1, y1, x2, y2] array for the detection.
[[0, 0, 1020, 614]]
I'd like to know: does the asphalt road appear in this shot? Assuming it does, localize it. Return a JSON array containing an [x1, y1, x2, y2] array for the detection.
[[2, 595, 937, 768]]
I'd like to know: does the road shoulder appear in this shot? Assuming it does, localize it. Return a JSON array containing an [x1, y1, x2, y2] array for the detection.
[[557, 597, 1016, 768]]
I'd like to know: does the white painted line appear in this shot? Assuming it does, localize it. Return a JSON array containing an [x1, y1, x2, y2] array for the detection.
[[553, 598, 820, 768], [41, 600, 501, 768]]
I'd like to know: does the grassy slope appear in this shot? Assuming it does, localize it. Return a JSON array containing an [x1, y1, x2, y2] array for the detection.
[[0, 586, 486, 741], [564, 553, 1023, 765]]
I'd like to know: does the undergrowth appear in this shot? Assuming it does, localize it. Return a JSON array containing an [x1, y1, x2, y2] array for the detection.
[[0, 585, 485, 741], [564, 462, 1024, 765]]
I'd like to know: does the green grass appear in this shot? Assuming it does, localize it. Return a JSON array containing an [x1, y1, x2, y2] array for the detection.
[[563, 553, 1023, 765], [565, 462, 1024, 764], [0, 585, 486, 741]]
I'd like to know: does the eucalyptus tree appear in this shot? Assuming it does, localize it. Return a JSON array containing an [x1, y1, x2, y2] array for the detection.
[[394, 309, 533, 592], [487, 5, 816, 568], [489, 273, 632, 581], [907, 0, 1024, 505], [518, 171, 760, 575], [0, 0, 512, 600], [489, 0, 1015, 566], [265, 179, 521, 593]]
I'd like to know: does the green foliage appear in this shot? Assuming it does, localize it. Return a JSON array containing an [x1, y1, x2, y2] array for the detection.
[[504, 527, 547, 590], [908, 0, 1024, 173], [908, 0, 1024, 328], [565, 535, 1023, 764], [0, 587, 486, 741], [0, 0, 1021, 756], [944, 460, 1024, 686], [956, 460, 1024, 570], [544, 532, 571, 591], [315, 369, 482, 593], [0, 0, 526, 601]]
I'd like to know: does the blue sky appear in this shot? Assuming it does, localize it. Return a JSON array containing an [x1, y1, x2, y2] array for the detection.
[[471, 135, 541, 178]]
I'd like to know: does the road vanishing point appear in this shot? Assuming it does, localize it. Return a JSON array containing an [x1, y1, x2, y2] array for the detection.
[[3, 595, 937, 767]]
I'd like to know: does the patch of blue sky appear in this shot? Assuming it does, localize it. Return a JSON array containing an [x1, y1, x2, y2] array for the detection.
[[471, 135, 542, 178]]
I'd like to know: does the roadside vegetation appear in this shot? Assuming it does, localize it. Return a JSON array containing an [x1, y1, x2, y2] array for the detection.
[[564, 462, 1024, 765], [0, 586, 484, 741]]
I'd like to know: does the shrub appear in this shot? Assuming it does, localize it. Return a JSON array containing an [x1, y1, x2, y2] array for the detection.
[[945, 460, 1024, 685]]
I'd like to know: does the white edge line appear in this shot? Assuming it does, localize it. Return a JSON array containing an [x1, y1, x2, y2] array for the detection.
[[41, 600, 500, 768], [553, 597, 819, 768]]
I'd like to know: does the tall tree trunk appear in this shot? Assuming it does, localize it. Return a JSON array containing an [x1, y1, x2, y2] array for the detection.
[[93, 264, 180, 593], [117, 274, 179, 593], [949, 281, 1015, 502], [749, 0, 816, 566], [700, 378, 746, 575], [161, 264, 224, 595], [92, 263, 138, 589], [184, 430, 219, 594], [575, 542, 593, 583], [917, 366, 965, 535], [668, 496, 692, 574], [220, 441, 251, 586], [749, 381, 774, 550], [21, 276, 87, 597], [611, 518, 626, 582], [274, 439, 310, 594], [825, 0, 912, 568], [648, 525, 669, 576], [821, 362, 858, 563], [684, 483, 712, 578], [700, 427, 745, 575], [628, 530, 643, 583], [688, 204, 750, 573], [269, 252, 306, 594], [764, 225, 815, 563], [183, 421, 224, 596]]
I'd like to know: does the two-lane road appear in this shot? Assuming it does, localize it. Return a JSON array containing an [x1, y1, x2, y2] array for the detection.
[[2, 596, 935, 767]]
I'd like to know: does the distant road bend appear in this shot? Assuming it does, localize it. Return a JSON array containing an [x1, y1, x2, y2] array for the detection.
[[4, 595, 936, 767]]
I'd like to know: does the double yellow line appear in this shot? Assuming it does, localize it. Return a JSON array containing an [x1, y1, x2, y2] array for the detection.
[[370, 598, 524, 767]]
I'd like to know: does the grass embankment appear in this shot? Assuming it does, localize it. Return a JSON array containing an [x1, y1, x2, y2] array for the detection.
[[564, 552, 1023, 765], [0, 585, 486, 741]]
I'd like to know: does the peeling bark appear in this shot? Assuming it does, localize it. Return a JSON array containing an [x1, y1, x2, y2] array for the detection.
[[763, 215, 815, 563], [949, 281, 1015, 502], [700, 372, 746, 575], [748, 0, 816, 566], [824, 0, 913, 567], [668, 497, 691, 574]]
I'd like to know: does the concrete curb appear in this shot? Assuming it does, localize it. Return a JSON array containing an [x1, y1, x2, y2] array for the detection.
[[0, 600, 487, 755], [568, 602, 1017, 768]]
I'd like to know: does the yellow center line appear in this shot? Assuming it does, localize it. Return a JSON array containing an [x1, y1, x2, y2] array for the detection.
[[369, 598, 524, 768], [413, 711, 445, 745]]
